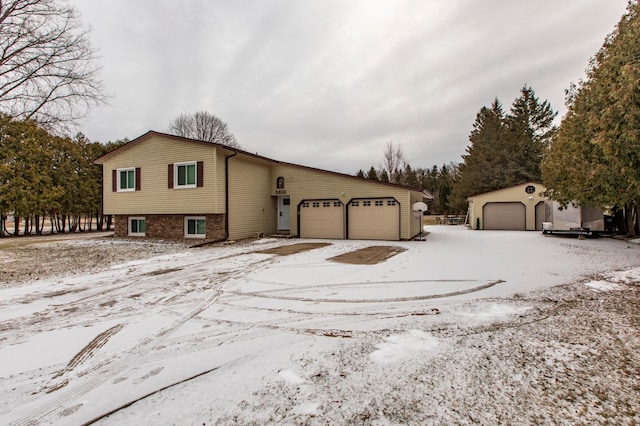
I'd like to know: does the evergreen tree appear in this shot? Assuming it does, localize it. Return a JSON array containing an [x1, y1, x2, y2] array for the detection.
[[504, 86, 556, 183], [404, 164, 419, 187], [366, 166, 378, 180], [454, 88, 555, 203], [542, 1, 640, 235], [454, 99, 506, 200]]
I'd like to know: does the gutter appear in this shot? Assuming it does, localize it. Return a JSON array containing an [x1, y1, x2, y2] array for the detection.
[[224, 150, 238, 240]]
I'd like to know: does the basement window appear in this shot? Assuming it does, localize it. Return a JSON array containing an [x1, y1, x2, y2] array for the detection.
[[185, 217, 206, 238], [128, 217, 145, 236]]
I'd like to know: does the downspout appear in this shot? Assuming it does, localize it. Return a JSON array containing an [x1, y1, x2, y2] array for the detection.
[[224, 150, 238, 240]]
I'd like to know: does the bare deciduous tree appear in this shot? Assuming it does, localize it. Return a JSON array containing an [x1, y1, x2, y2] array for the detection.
[[168, 111, 241, 149], [380, 141, 406, 184], [0, 0, 105, 130]]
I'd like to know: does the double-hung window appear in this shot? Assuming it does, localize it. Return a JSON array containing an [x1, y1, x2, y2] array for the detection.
[[185, 216, 206, 238], [168, 161, 202, 189], [118, 168, 136, 192], [176, 162, 197, 188]]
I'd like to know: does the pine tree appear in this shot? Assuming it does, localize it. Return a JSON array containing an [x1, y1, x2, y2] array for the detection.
[[542, 1, 640, 235], [454, 99, 506, 199], [366, 166, 379, 180], [454, 88, 555, 203], [504, 86, 556, 183]]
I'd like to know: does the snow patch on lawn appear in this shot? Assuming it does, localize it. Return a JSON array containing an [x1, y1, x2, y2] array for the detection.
[[292, 401, 320, 415], [458, 303, 531, 321], [585, 280, 624, 291], [370, 330, 439, 364], [603, 266, 640, 284], [278, 369, 305, 385]]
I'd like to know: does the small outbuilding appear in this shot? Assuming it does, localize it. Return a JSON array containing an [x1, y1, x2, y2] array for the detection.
[[467, 182, 547, 231]]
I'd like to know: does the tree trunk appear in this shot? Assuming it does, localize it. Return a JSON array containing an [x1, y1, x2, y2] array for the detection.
[[14, 216, 20, 236], [0, 214, 3, 237], [633, 199, 640, 236], [106, 215, 113, 231], [96, 211, 103, 231], [625, 204, 636, 238], [28, 216, 33, 235], [69, 215, 78, 233], [35, 215, 41, 235]]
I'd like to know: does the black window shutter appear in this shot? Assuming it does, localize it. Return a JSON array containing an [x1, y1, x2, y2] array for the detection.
[[168, 164, 174, 188], [197, 161, 204, 187], [112, 170, 117, 192], [135, 167, 141, 191]]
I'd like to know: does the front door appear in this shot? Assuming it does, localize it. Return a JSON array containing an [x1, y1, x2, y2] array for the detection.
[[278, 196, 291, 230]]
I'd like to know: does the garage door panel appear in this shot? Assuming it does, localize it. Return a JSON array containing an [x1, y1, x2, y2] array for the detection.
[[348, 199, 399, 240], [483, 202, 525, 230], [300, 201, 344, 239]]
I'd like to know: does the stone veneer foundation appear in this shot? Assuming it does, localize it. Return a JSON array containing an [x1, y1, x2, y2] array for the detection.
[[114, 214, 225, 241]]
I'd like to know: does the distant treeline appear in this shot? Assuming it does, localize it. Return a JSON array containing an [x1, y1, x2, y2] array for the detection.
[[0, 115, 126, 236]]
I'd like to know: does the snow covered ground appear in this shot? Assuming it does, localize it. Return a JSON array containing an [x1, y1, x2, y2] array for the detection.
[[0, 226, 639, 425]]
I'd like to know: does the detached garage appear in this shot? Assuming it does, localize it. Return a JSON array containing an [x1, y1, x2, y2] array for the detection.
[[482, 202, 525, 230], [468, 182, 547, 231]]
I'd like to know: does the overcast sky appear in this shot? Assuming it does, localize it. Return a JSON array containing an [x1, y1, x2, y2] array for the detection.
[[68, 0, 628, 174]]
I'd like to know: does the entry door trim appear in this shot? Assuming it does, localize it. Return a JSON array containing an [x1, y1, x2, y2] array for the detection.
[[278, 196, 291, 230]]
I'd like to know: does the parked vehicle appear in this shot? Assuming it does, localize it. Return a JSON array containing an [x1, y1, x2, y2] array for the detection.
[[542, 201, 605, 235]]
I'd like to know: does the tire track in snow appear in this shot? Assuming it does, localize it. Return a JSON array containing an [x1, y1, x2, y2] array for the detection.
[[11, 256, 276, 426], [224, 279, 505, 303]]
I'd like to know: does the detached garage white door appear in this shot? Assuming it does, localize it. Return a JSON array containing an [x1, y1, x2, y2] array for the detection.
[[348, 198, 400, 240], [299, 200, 344, 239], [483, 202, 525, 230]]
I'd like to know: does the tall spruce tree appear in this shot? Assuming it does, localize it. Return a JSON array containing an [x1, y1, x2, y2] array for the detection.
[[453, 98, 506, 199], [542, 1, 640, 235], [454, 88, 555, 203], [505, 86, 556, 183]]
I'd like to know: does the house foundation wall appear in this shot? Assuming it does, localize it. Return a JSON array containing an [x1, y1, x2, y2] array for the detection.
[[114, 214, 226, 241]]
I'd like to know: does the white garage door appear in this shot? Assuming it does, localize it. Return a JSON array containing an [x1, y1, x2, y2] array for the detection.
[[299, 200, 344, 239], [348, 198, 400, 240], [483, 202, 525, 230]]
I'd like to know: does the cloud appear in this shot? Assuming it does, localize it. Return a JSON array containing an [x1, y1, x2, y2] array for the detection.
[[70, 0, 628, 173]]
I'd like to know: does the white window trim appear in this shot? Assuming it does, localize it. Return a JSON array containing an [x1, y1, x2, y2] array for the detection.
[[174, 161, 197, 189], [117, 167, 136, 192], [184, 216, 206, 238], [128, 216, 146, 237]]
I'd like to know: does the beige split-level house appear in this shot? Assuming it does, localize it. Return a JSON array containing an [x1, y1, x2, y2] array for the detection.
[[94, 131, 433, 242]]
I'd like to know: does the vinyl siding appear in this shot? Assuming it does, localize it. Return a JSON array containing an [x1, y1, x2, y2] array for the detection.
[[409, 191, 423, 237], [101, 135, 223, 215], [269, 165, 419, 239], [227, 156, 277, 239], [468, 182, 546, 231]]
